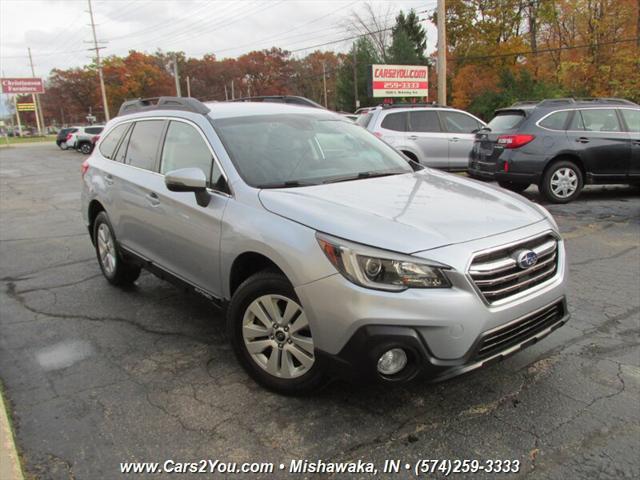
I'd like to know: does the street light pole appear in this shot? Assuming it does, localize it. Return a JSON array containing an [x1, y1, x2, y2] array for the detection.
[[437, 0, 447, 105], [87, 0, 110, 121], [173, 54, 182, 97], [322, 62, 328, 108]]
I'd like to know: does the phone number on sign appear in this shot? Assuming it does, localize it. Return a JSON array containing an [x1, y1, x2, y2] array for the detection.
[[412, 459, 520, 476]]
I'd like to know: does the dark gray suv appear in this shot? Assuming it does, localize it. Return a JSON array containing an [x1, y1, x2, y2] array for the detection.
[[469, 98, 640, 203]]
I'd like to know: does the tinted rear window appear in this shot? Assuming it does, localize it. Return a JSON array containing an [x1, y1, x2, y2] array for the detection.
[[85, 127, 103, 134], [487, 111, 526, 131], [99, 123, 129, 159], [125, 120, 165, 171], [380, 112, 407, 131], [356, 113, 373, 127], [408, 111, 441, 132], [539, 110, 571, 130]]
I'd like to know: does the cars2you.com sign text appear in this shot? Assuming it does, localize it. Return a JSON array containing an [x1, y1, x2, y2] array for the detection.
[[369, 65, 428, 98]]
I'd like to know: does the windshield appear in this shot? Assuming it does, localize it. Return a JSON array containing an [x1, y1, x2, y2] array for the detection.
[[212, 114, 412, 188], [487, 111, 526, 131]]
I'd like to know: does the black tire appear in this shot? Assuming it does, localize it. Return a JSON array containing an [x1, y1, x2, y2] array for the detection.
[[92, 211, 141, 286], [79, 142, 92, 154], [540, 160, 584, 203], [227, 271, 326, 395], [498, 181, 531, 193]]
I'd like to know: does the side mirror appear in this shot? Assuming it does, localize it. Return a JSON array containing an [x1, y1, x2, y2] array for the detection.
[[165, 168, 207, 192], [164, 168, 210, 207]]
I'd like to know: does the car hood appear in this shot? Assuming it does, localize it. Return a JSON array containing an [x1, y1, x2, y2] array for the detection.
[[258, 170, 545, 253]]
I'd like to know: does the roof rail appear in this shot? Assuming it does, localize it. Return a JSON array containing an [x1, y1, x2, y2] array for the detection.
[[118, 96, 210, 117], [574, 97, 637, 105], [511, 100, 539, 107], [536, 98, 577, 107], [230, 95, 324, 108], [381, 102, 444, 109]]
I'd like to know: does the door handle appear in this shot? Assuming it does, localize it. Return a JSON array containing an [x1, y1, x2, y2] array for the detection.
[[632, 140, 640, 146], [576, 137, 590, 143], [408, 135, 418, 140], [145, 192, 160, 206], [450, 137, 460, 142], [104, 174, 114, 185]]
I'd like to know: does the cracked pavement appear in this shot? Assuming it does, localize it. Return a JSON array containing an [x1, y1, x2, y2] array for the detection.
[[0, 144, 638, 479]]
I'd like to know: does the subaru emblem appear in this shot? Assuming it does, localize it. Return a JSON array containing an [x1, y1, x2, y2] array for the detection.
[[515, 250, 538, 269]]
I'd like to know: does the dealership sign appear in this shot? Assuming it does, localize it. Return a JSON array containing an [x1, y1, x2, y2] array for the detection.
[[369, 65, 429, 98], [1, 78, 45, 94]]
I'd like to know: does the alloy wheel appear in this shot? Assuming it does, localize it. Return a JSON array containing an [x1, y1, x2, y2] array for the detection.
[[550, 167, 578, 198], [97, 223, 117, 276], [242, 294, 314, 379]]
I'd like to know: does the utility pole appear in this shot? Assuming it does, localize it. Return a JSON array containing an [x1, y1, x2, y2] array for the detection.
[[172, 54, 182, 96], [436, 0, 447, 105], [231, 80, 235, 99], [13, 96, 23, 137], [352, 47, 359, 110], [27, 48, 45, 135], [87, 0, 110, 121], [186, 76, 191, 97], [322, 62, 328, 108], [224, 84, 229, 101]]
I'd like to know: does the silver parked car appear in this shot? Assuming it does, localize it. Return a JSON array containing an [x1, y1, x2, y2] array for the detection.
[[82, 97, 568, 394], [358, 104, 486, 170]]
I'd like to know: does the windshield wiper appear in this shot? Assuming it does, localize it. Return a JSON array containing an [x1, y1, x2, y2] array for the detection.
[[322, 170, 405, 184], [256, 180, 317, 189]]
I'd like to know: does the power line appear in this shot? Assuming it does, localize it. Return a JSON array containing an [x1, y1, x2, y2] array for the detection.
[[451, 37, 640, 61]]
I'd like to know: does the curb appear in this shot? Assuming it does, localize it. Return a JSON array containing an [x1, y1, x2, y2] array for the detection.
[[0, 386, 24, 480]]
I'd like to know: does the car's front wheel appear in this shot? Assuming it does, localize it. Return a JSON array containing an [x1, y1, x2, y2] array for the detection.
[[498, 181, 530, 193], [540, 160, 583, 203], [93, 212, 141, 286], [227, 271, 326, 395]]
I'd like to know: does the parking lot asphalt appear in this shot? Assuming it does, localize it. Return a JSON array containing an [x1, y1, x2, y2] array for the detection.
[[0, 144, 638, 479]]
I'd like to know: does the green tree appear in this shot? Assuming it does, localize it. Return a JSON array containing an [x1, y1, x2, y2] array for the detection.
[[392, 10, 427, 61], [389, 29, 421, 64], [336, 37, 380, 111]]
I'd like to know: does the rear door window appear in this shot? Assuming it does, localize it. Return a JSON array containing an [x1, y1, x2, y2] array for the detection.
[[380, 112, 407, 131], [99, 123, 129, 159], [620, 109, 640, 132], [579, 109, 621, 132], [442, 111, 482, 133], [487, 111, 525, 131], [539, 110, 571, 130], [408, 111, 441, 132], [125, 120, 165, 171]]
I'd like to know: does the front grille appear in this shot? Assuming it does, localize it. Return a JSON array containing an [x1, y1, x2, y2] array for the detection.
[[474, 301, 564, 360], [469, 234, 559, 304]]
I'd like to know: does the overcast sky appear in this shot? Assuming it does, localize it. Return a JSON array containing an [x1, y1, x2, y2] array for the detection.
[[1, 0, 437, 96]]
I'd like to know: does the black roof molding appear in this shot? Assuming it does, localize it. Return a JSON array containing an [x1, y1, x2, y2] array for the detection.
[[510, 97, 637, 108], [118, 97, 211, 116]]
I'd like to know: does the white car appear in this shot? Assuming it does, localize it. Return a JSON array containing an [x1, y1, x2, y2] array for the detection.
[[358, 105, 486, 170], [65, 125, 104, 154]]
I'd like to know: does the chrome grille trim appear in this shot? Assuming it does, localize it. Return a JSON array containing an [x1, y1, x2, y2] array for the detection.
[[468, 232, 560, 304]]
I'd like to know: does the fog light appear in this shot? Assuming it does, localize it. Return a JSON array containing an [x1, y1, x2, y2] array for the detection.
[[377, 348, 408, 376]]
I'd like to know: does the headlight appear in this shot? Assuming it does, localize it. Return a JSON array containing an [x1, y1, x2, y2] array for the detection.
[[316, 232, 451, 291]]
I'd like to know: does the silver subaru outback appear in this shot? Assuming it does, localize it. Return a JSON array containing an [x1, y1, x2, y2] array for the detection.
[[81, 97, 569, 394]]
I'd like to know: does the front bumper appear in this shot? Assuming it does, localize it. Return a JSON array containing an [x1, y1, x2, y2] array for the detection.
[[316, 298, 569, 383]]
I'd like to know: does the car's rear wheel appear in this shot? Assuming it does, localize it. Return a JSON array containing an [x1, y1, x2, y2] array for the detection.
[[227, 271, 326, 395], [79, 142, 92, 154], [540, 160, 583, 203], [93, 212, 141, 286]]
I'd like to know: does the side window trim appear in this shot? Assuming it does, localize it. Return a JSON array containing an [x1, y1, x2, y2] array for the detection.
[[113, 123, 134, 163], [103, 122, 131, 160]]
